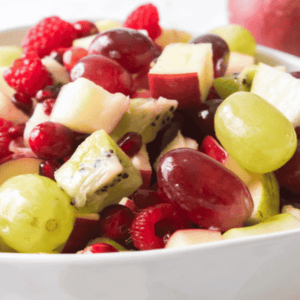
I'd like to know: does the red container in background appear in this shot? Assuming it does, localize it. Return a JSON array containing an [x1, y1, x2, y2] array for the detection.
[[228, 0, 300, 57]]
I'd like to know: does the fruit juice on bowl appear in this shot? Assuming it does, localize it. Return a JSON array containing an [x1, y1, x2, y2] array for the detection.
[[228, 0, 300, 57], [1, 2, 300, 300]]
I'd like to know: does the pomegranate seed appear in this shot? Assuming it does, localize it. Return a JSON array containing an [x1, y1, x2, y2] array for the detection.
[[0, 132, 12, 158], [29, 121, 76, 160], [49, 48, 68, 65], [73, 20, 99, 38], [0, 118, 14, 133], [8, 123, 25, 140], [11, 93, 33, 116], [98, 204, 134, 244], [39, 160, 61, 181], [117, 132, 142, 158], [63, 47, 88, 71], [43, 98, 56, 116], [80, 243, 118, 254], [35, 85, 61, 103]]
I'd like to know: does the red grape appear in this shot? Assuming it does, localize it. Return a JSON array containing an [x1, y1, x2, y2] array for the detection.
[[88, 28, 156, 73], [157, 148, 253, 231], [70, 54, 132, 95]]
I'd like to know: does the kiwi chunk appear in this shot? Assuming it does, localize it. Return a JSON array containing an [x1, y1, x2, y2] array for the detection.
[[55, 130, 142, 214]]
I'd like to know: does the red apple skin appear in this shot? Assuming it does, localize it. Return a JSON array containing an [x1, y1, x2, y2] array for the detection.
[[228, 0, 300, 56], [199, 136, 228, 164], [148, 73, 201, 109], [61, 217, 100, 253], [139, 169, 152, 189]]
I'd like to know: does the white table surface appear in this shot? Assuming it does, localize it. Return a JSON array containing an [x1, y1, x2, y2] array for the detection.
[[0, 0, 228, 34]]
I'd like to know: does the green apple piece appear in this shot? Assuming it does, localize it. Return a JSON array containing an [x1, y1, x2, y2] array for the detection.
[[73, 35, 97, 50], [165, 229, 222, 249], [55, 129, 142, 214], [222, 213, 300, 240], [225, 52, 255, 75], [251, 62, 300, 126], [0, 46, 23, 67], [50, 77, 129, 134], [86, 237, 128, 252], [210, 24, 256, 56], [153, 131, 198, 171]]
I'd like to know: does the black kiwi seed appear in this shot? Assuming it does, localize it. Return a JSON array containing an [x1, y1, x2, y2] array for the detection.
[[122, 173, 129, 179], [70, 200, 76, 205], [106, 154, 111, 157], [170, 106, 175, 112], [118, 178, 121, 183], [118, 173, 123, 177], [155, 115, 160, 120], [109, 149, 114, 153], [151, 122, 156, 126]]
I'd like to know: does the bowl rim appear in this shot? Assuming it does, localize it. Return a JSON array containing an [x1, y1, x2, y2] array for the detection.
[[1, 26, 300, 263]]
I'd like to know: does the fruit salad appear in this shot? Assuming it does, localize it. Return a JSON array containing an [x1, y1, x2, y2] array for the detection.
[[0, 3, 300, 255]]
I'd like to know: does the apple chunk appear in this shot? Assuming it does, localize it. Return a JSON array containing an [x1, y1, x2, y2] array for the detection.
[[0, 154, 43, 186], [225, 52, 255, 75], [165, 229, 222, 249], [50, 77, 130, 134], [149, 43, 213, 109]]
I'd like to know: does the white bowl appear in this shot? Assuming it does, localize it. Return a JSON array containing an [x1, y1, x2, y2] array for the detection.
[[1, 28, 300, 300]]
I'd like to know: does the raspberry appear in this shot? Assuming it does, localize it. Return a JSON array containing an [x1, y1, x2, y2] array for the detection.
[[21, 16, 78, 58], [4, 55, 53, 97], [130, 203, 191, 250], [123, 3, 162, 40]]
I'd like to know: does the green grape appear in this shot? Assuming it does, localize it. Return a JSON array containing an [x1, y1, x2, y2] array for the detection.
[[0, 174, 75, 253], [215, 91, 297, 173], [210, 24, 256, 56], [0, 46, 23, 67]]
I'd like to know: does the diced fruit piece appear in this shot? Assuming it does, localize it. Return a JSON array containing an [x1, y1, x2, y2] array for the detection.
[[0, 67, 16, 98], [35, 85, 61, 103], [73, 20, 99, 38], [11, 93, 33, 117], [70, 54, 132, 95], [55, 129, 142, 213], [153, 130, 198, 171], [149, 43, 213, 109], [42, 98, 56, 116], [61, 213, 99, 253], [215, 91, 297, 173], [23, 103, 50, 147], [201, 136, 280, 225], [156, 28, 193, 49], [80, 243, 118, 254], [123, 3, 162, 40], [50, 78, 129, 134], [222, 213, 300, 240], [86, 237, 128, 252], [97, 204, 134, 244], [39, 160, 61, 181], [29, 122, 76, 160], [41, 56, 70, 84], [49, 48, 68, 65], [157, 148, 254, 231], [119, 197, 138, 212], [225, 52, 255, 75], [72, 35, 97, 50], [130, 203, 191, 250], [251, 63, 300, 126], [282, 205, 300, 220], [131, 189, 164, 209], [0, 153, 42, 186], [110, 97, 178, 144], [165, 229, 222, 249], [210, 24, 256, 56], [0, 91, 29, 124], [94, 19, 122, 32], [238, 65, 258, 91], [214, 73, 246, 100], [88, 28, 156, 73], [0, 174, 75, 253], [0, 46, 23, 67], [190, 33, 229, 78], [131, 144, 152, 189]]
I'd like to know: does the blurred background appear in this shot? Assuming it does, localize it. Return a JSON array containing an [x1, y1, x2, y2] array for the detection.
[[0, 0, 228, 33]]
